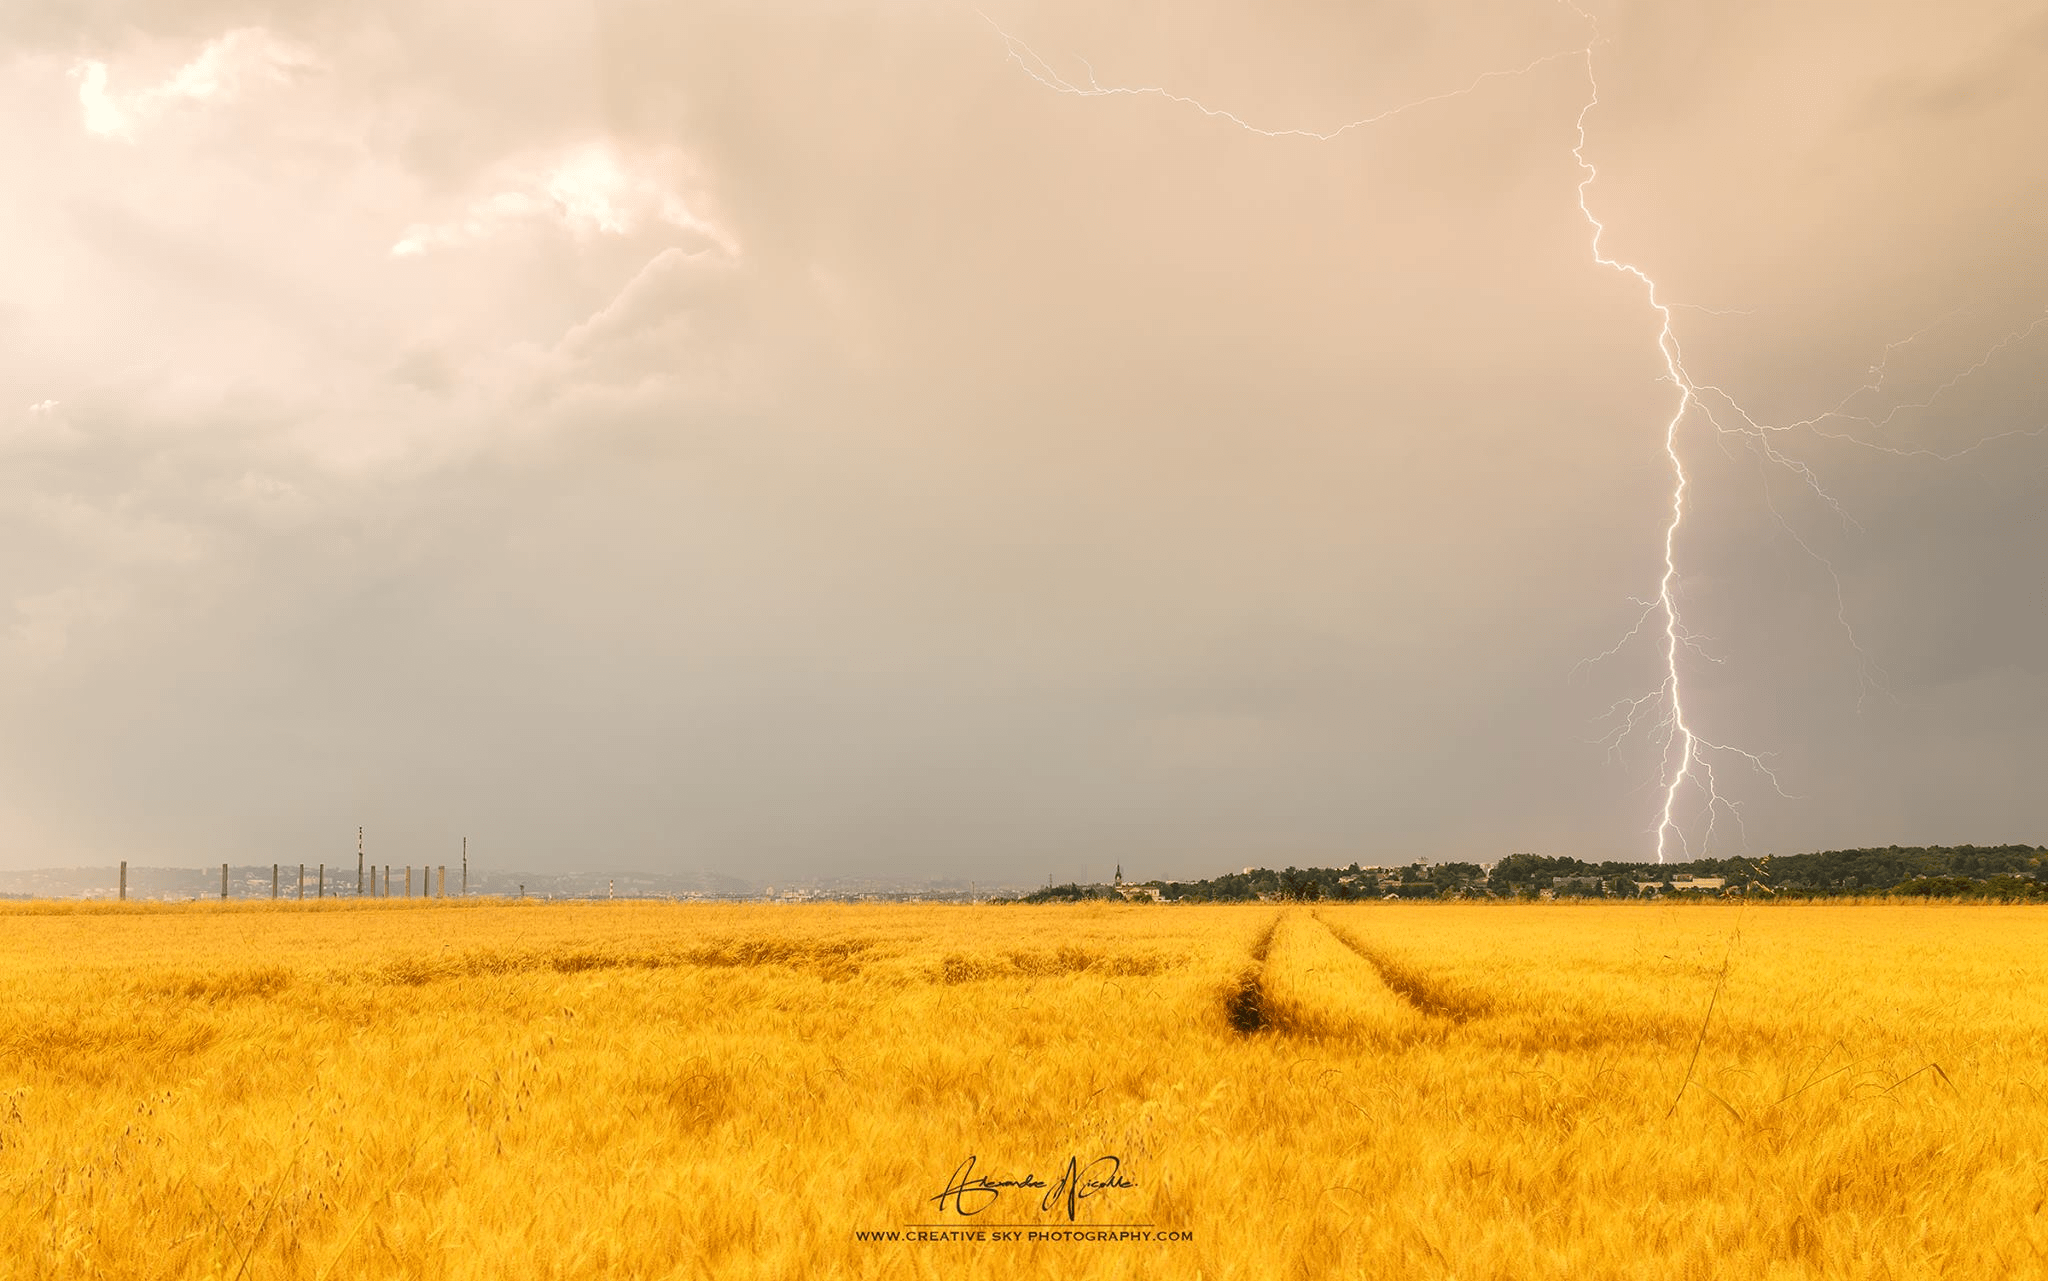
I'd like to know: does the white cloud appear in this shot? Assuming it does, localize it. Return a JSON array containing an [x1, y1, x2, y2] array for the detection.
[[390, 143, 736, 257], [28, 400, 59, 414], [72, 28, 312, 142], [71, 62, 128, 138]]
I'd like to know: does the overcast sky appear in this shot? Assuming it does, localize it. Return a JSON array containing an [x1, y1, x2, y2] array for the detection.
[[2, 0, 2043, 880]]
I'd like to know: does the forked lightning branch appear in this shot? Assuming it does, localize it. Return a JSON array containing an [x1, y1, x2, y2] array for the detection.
[[982, 3, 2046, 862]]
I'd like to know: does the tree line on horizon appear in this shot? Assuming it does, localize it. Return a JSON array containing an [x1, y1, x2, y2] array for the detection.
[[1007, 844, 2048, 904]]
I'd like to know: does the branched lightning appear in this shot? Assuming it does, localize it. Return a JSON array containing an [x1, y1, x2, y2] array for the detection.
[[984, 4, 2048, 862], [1565, 9, 1791, 862], [1567, 9, 2045, 857], [981, 11, 1583, 142]]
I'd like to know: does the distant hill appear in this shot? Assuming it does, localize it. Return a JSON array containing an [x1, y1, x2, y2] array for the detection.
[[1007, 845, 2048, 903]]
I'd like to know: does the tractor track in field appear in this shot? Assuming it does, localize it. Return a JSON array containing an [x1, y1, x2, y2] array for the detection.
[[1314, 913, 1493, 1024], [1224, 914, 1282, 1034]]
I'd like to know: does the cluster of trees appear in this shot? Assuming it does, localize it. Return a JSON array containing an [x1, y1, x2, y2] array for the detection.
[[1015, 881, 1127, 903], [1011, 860, 1501, 904], [1892, 875, 2048, 901], [1006, 845, 2046, 904], [1488, 845, 2046, 898]]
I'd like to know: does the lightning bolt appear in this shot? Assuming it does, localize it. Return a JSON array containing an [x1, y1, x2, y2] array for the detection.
[[980, 11, 1584, 142], [1566, 6, 2045, 857], [1564, 8, 1788, 863], [984, 5, 2048, 862]]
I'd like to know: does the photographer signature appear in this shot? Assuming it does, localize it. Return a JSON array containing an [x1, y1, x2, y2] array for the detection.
[[931, 1155, 1135, 1220]]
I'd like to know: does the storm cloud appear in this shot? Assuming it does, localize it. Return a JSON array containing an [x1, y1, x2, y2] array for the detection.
[[2, 0, 2042, 880]]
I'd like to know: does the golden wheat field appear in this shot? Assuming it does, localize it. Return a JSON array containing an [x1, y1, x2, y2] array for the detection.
[[4, 899, 2047, 1280]]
